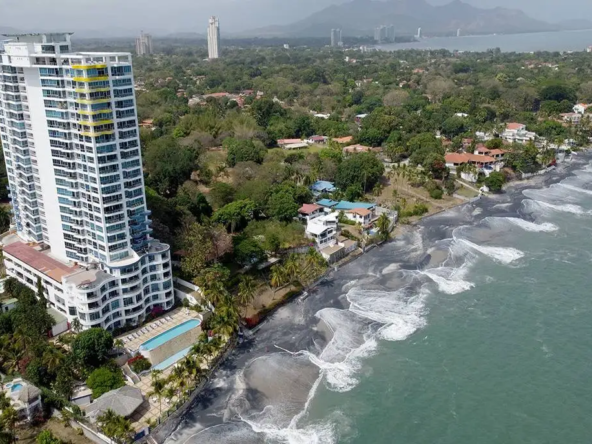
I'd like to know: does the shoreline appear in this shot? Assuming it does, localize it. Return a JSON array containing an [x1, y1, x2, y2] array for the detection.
[[152, 157, 583, 442]]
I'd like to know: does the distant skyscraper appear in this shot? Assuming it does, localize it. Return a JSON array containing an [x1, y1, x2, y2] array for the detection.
[[457, 28, 461, 37], [374, 26, 387, 43], [331, 29, 342, 47], [386, 25, 396, 43], [135, 31, 153, 56], [417, 27, 422, 39], [207, 16, 220, 59]]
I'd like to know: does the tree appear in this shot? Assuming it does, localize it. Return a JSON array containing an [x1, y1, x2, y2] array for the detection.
[[175, 185, 213, 221], [208, 183, 236, 210], [335, 153, 385, 193], [484, 171, 506, 192], [237, 275, 257, 312], [441, 117, 467, 139], [539, 83, 576, 103], [383, 90, 409, 107], [87, 367, 125, 398], [266, 190, 299, 222], [37, 430, 63, 444], [36, 277, 46, 308], [423, 153, 447, 180], [224, 138, 267, 167], [178, 221, 215, 277], [0, 206, 10, 235], [233, 236, 266, 266], [212, 199, 256, 232], [148, 370, 166, 418], [71, 318, 82, 333], [0, 406, 17, 444], [376, 213, 392, 241], [97, 409, 134, 444], [71, 328, 114, 370], [144, 136, 198, 196]]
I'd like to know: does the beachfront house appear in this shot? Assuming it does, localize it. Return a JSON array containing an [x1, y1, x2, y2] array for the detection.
[[306, 213, 338, 249], [502, 123, 536, 144], [346, 208, 373, 227], [2, 379, 42, 421], [445, 152, 500, 182], [298, 203, 324, 222]]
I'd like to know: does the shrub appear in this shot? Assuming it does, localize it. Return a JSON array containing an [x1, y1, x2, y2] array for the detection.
[[129, 356, 151, 374], [86, 367, 124, 399], [429, 188, 443, 199]]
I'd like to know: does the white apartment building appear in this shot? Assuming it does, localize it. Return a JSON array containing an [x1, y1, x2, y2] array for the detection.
[[135, 32, 153, 56], [207, 17, 220, 59], [0, 33, 174, 331]]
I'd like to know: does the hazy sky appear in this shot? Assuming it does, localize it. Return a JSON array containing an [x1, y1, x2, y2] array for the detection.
[[1, 0, 591, 35]]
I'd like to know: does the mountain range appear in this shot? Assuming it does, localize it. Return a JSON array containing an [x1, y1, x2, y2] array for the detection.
[[243, 0, 592, 38]]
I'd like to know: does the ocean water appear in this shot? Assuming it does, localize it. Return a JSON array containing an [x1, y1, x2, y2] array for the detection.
[[164, 155, 592, 444], [379, 29, 592, 52]]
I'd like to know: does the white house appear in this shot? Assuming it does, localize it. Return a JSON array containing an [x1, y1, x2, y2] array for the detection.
[[502, 123, 536, 144], [573, 103, 591, 114], [306, 213, 338, 249], [298, 204, 324, 222], [346, 208, 374, 227], [2, 379, 42, 421]]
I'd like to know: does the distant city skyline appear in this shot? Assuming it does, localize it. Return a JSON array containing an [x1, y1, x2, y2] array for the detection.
[[1, 0, 590, 36]]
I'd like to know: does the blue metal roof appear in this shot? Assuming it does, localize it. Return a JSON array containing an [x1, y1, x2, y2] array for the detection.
[[317, 199, 339, 207], [310, 181, 337, 192], [334, 201, 376, 211]]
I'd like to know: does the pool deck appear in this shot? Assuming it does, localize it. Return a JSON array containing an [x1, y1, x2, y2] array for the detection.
[[115, 308, 203, 430], [116, 308, 201, 353]]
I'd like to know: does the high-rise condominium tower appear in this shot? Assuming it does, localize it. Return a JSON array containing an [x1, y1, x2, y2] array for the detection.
[[135, 31, 153, 56], [331, 29, 342, 47], [207, 17, 220, 59], [0, 33, 174, 331]]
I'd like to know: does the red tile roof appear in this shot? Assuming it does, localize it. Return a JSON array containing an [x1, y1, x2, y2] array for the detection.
[[506, 122, 525, 130], [488, 149, 507, 156], [343, 144, 371, 153], [445, 153, 496, 164], [333, 136, 353, 144], [278, 138, 303, 145], [349, 208, 372, 217], [299, 204, 322, 215], [4, 242, 76, 282]]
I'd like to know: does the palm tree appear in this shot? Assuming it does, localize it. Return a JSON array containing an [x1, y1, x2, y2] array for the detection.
[[42, 347, 65, 374], [237, 275, 257, 313], [181, 355, 204, 384], [270, 265, 287, 292], [148, 370, 166, 418], [70, 318, 82, 334], [283, 254, 300, 284], [376, 213, 392, 241], [0, 405, 17, 443]]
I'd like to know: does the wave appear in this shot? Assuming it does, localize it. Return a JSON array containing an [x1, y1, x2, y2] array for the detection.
[[522, 199, 588, 215], [421, 268, 475, 295], [347, 287, 430, 342], [456, 238, 524, 264], [557, 183, 592, 196], [485, 217, 558, 233]]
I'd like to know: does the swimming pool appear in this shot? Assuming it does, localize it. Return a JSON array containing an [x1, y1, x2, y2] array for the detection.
[[139, 319, 201, 351], [11, 383, 23, 392]]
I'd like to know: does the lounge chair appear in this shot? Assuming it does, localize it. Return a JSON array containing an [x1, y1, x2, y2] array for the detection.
[[126, 335, 133, 342], [165, 316, 173, 321]]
